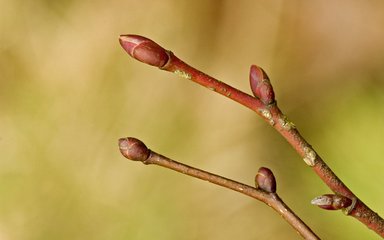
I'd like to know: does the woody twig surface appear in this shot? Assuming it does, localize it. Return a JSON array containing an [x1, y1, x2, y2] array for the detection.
[[118, 137, 320, 240], [118, 34, 384, 237]]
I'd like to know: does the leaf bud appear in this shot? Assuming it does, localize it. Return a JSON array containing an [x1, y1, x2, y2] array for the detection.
[[118, 137, 150, 162], [255, 167, 276, 193], [311, 194, 352, 210], [249, 65, 275, 105], [119, 34, 170, 68]]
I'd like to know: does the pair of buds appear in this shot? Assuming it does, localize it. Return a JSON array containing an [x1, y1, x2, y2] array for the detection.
[[255, 166, 354, 211]]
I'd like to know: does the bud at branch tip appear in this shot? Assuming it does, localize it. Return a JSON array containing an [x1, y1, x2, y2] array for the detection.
[[118, 137, 150, 162], [119, 34, 170, 68]]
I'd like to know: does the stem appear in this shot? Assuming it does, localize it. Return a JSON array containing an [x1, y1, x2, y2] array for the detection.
[[119, 34, 384, 237], [165, 55, 384, 237], [119, 137, 320, 240]]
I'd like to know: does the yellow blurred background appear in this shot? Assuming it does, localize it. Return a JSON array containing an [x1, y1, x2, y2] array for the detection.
[[1, 0, 384, 239]]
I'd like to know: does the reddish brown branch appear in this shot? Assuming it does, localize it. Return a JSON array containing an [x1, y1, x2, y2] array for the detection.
[[119, 34, 384, 237], [119, 137, 320, 240]]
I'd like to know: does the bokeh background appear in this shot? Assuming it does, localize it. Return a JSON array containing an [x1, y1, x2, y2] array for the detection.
[[1, 0, 384, 239]]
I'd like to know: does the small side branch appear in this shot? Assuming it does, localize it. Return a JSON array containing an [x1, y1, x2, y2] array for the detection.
[[118, 137, 320, 240]]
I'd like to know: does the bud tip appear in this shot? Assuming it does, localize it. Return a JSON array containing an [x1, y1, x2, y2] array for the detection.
[[119, 34, 169, 68], [118, 137, 150, 162]]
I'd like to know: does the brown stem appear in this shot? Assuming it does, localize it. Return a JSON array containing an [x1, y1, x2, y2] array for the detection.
[[118, 137, 320, 240], [119, 34, 384, 237]]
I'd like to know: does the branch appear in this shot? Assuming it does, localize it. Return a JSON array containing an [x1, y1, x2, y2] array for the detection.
[[118, 137, 320, 240], [119, 34, 384, 237]]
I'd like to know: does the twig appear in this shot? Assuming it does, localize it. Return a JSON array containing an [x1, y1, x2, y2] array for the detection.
[[118, 137, 320, 240], [118, 34, 384, 237]]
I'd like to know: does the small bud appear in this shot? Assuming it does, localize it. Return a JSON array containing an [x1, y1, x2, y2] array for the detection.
[[249, 65, 275, 105], [118, 137, 150, 162], [119, 34, 170, 68], [311, 194, 352, 210], [255, 167, 276, 193]]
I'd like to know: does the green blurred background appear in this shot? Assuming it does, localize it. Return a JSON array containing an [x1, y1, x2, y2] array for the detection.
[[1, 0, 384, 239]]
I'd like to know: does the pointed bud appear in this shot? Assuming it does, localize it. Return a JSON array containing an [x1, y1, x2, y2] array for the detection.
[[119, 34, 170, 68], [311, 194, 352, 210], [255, 167, 276, 193], [249, 65, 275, 105], [118, 137, 150, 162]]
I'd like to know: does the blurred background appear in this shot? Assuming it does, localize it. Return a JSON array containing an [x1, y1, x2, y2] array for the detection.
[[1, 0, 384, 239]]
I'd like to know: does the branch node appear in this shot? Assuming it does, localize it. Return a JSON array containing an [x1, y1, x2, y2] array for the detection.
[[174, 69, 192, 80], [259, 108, 275, 126], [278, 115, 296, 131], [303, 146, 317, 166]]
